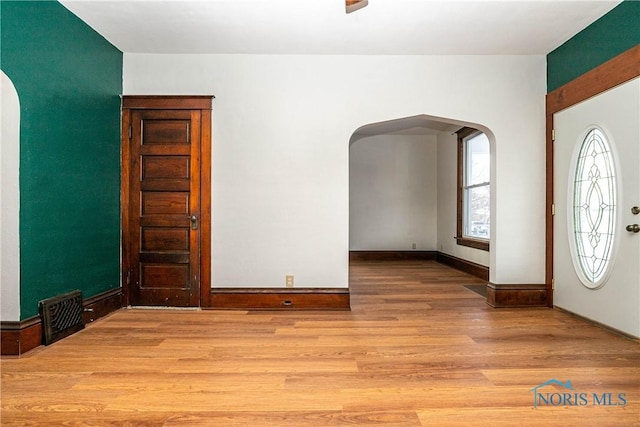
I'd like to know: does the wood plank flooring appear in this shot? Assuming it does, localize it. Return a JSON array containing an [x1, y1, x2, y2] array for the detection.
[[2, 260, 639, 426]]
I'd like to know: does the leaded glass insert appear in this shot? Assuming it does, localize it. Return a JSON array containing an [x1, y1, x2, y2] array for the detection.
[[572, 128, 617, 288]]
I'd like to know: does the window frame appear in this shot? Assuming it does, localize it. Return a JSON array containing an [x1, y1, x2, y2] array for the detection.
[[456, 127, 490, 251]]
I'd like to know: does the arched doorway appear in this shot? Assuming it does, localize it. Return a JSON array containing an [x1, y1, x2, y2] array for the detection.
[[348, 114, 493, 291], [1, 70, 21, 322]]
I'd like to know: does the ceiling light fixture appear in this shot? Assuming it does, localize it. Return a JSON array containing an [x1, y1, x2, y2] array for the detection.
[[346, 0, 368, 14]]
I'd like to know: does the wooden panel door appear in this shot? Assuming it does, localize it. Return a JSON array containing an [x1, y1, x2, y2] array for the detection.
[[122, 96, 212, 307]]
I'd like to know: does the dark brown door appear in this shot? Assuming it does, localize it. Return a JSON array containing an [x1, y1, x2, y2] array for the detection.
[[128, 109, 201, 306]]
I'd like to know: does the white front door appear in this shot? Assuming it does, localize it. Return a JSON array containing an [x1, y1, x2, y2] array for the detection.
[[553, 77, 640, 337]]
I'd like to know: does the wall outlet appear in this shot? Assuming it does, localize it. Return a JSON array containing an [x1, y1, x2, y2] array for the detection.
[[412, 243, 417, 250], [285, 275, 294, 288]]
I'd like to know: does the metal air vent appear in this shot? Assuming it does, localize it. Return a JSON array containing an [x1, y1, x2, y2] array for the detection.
[[39, 290, 85, 345]]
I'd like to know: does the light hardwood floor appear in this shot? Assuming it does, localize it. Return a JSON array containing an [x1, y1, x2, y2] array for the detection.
[[2, 260, 639, 426]]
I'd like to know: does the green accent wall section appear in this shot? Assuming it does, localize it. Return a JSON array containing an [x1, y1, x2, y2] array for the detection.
[[547, 1, 640, 92], [1, 1, 123, 319]]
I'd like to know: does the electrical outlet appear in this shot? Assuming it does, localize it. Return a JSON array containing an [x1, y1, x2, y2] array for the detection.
[[286, 275, 294, 288], [412, 243, 417, 250]]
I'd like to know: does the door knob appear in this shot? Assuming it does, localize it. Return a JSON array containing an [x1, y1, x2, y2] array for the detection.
[[626, 224, 640, 233], [189, 215, 198, 230], [632, 206, 640, 215]]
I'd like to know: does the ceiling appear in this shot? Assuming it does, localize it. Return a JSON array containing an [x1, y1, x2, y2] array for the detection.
[[59, 0, 621, 138], [350, 115, 462, 144], [356, 116, 461, 136], [60, 0, 621, 55]]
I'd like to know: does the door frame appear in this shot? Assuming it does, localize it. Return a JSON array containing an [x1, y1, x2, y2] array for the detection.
[[121, 95, 213, 308], [545, 46, 640, 307]]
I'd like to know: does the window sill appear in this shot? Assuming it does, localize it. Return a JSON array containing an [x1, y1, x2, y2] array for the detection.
[[455, 236, 489, 251]]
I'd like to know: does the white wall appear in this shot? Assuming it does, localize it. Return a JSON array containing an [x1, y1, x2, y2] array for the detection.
[[1, 71, 21, 321], [437, 131, 490, 267], [350, 134, 438, 251], [123, 54, 546, 287]]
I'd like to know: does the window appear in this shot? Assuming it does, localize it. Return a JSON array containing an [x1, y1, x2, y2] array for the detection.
[[569, 127, 617, 288], [456, 127, 490, 251]]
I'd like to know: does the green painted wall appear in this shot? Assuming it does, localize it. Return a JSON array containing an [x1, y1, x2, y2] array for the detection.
[[547, 1, 640, 92], [1, 1, 123, 319]]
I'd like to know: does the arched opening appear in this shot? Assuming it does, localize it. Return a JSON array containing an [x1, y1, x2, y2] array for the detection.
[[1, 70, 21, 321], [348, 114, 494, 293]]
